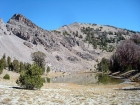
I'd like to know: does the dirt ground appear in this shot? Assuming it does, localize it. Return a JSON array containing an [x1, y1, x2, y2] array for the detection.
[[0, 70, 140, 105]]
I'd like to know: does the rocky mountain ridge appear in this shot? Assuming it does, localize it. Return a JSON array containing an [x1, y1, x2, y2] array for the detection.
[[0, 14, 140, 72]]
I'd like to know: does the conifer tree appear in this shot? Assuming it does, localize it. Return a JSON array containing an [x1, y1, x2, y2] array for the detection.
[[16, 63, 44, 90]]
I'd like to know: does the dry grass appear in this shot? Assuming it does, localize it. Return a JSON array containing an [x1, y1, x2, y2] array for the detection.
[[0, 70, 140, 105], [1, 98, 11, 104]]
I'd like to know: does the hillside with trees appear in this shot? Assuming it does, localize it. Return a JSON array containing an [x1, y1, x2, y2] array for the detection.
[[97, 35, 140, 81], [0, 51, 49, 89]]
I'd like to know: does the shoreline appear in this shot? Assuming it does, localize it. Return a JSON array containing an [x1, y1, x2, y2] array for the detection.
[[0, 70, 140, 104]]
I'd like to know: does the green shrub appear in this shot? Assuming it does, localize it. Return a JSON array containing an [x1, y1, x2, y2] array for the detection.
[[97, 58, 110, 72], [13, 59, 19, 72], [3, 74, 10, 80], [47, 66, 50, 73], [16, 63, 44, 90], [0, 59, 5, 74], [47, 77, 50, 83], [31, 51, 46, 74]]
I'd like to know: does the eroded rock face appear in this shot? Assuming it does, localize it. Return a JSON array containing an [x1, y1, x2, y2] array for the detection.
[[0, 13, 100, 72], [8, 14, 39, 29], [60, 37, 76, 51], [6, 14, 60, 51]]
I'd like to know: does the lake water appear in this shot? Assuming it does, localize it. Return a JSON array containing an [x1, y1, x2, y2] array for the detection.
[[44, 73, 123, 85]]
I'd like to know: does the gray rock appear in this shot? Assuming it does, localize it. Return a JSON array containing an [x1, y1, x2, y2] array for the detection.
[[60, 36, 76, 51], [23, 42, 33, 48], [55, 55, 62, 61], [67, 56, 78, 62], [76, 52, 95, 61], [6, 14, 61, 51], [0, 18, 11, 35]]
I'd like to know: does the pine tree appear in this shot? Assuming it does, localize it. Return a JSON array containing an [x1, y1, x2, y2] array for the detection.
[[19, 62, 25, 72], [16, 63, 44, 90], [7, 56, 11, 70], [31, 51, 46, 74], [0, 59, 4, 74], [2, 53, 7, 68], [13, 59, 19, 72], [47, 66, 50, 73]]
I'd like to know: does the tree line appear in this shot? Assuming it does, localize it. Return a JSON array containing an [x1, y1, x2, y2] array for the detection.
[[0, 51, 50, 90]]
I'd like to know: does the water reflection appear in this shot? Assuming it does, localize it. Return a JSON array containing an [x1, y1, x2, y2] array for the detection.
[[97, 74, 123, 85], [44, 73, 123, 85]]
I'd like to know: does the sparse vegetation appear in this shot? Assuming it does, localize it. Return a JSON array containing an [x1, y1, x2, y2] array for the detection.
[[81, 26, 116, 51], [63, 31, 71, 36], [3, 74, 10, 80]]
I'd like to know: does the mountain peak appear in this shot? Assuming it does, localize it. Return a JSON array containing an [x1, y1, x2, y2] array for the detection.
[[9, 14, 27, 22], [7, 13, 38, 29]]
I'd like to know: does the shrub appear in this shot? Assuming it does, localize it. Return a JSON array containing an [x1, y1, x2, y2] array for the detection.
[[130, 34, 140, 44], [3, 74, 10, 80], [16, 63, 44, 90], [7, 56, 11, 70], [13, 59, 19, 72], [2, 54, 7, 68], [47, 66, 50, 73], [47, 77, 50, 83], [97, 58, 110, 72], [19, 62, 25, 72], [0, 59, 5, 74], [110, 40, 140, 73]]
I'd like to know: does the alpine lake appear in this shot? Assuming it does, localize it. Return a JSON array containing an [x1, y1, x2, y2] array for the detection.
[[44, 72, 124, 86]]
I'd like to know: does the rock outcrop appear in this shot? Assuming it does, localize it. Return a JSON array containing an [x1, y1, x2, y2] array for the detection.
[[67, 56, 79, 62], [6, 14, 60, 51], [0, 13, 139, 72], [0, 18, 11, 35]]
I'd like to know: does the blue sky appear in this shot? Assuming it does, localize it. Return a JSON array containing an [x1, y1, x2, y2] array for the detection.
[[0, 0, 140, 31]]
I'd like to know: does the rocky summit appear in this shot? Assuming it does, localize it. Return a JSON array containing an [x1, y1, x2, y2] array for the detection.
[[0, 14, 140, 72]]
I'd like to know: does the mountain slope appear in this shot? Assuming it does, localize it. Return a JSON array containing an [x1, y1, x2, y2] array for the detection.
[[0, 14, 140, 72]]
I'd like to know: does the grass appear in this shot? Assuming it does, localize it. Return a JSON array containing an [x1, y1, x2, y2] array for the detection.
[[1, 98, 11, 104]]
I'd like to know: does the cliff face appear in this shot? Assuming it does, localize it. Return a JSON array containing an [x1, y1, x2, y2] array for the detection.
[[0, 14, 139, 72], [6, 14, 60, 51]]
